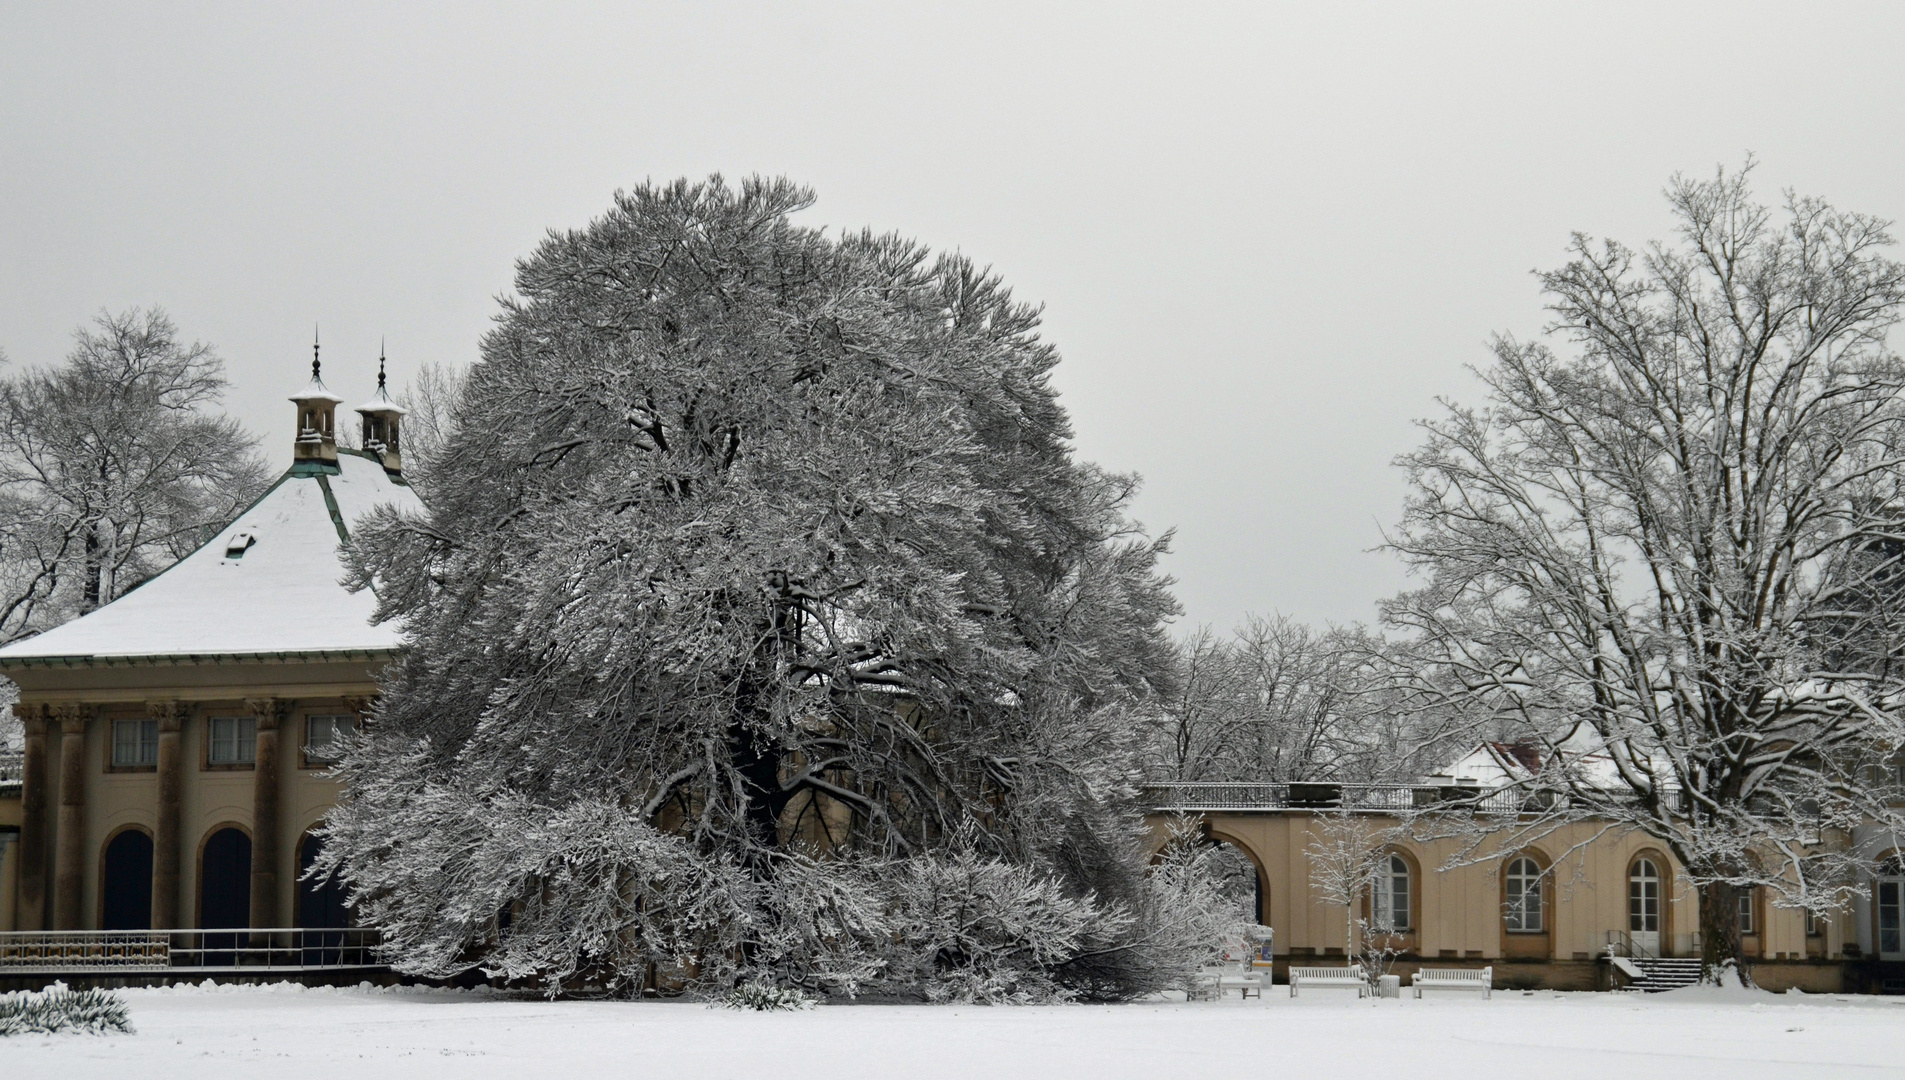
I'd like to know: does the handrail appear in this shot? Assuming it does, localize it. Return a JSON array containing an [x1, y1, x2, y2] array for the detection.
[[0, 928, 384, 972]]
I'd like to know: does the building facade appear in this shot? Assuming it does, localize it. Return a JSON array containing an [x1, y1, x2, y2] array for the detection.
[[0, 359, 416, 946], [1145, 764, 1905, 992]]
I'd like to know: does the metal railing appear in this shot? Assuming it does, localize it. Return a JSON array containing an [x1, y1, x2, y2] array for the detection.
[[1141, 781, 1525, 815], [0, 928, 384, 973], [0, 749, 21, 794]]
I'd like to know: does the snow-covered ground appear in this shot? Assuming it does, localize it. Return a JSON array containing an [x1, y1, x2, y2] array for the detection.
[[8, 981, 1904, 1079]]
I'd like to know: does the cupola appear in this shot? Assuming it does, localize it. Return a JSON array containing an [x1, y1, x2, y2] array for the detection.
[[354, 348, 407, 475], [290, 330, 343, 471]]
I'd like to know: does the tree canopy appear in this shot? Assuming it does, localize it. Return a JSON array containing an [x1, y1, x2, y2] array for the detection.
[[322, 176, 1219, 999], [0, 308, 267, 643]]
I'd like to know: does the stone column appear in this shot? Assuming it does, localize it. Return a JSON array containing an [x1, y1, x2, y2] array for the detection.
[[17, 705, 49, 931], [52, 704, 91, 930], [246, 698, 285, 929], [149, 701, 185, 928]]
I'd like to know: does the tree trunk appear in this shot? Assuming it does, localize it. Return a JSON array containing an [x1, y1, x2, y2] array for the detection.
[[81, 523, 101, 612], [1697, 879, 1752, 987]]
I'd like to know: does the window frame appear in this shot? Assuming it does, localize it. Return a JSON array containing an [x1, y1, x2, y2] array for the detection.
[[1370, 852, 1412, 933], [1504, 856, 1545, 933], [1629, 856, 1662, 933], [301, 713, 357, 768], [205, 715, 257, 769], [1738, 887, 1756, 936], [108, 718, 159, 771]]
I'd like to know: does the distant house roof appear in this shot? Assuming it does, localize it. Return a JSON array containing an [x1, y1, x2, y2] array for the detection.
[[0, 450, 421, 667]]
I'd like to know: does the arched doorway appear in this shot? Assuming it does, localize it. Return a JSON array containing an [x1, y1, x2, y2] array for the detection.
[[101, 828, 153, 930], [1877, 856, 1904, 961], [1200, 831, 1271, 965], [200, 827, 251, 963], [297, 832, 349, 928], [1629, 855, 1663, 957], [298, 831, 350, 964]]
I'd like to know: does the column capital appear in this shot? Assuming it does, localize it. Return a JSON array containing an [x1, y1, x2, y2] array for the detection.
[[342, 694, 377, 717], [51, 702, 92, 735], [245, 697, 287, 731], [147, 700, 186, 733], [19, 702, 48, 737]]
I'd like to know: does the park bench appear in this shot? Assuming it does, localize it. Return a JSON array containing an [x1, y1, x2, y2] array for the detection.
[[1288, 965, 1367, 997], [1190, 965, 1265, 1000], [1410, 966, 1492, 998]]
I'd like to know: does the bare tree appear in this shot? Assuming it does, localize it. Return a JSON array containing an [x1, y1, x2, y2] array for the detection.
[[1154, 615, 1449, 782], [1304, 805, 1399, 983], [390, 360, 465, 499], [1384, 163, 1905, 983], [0, 309, 268, 642]]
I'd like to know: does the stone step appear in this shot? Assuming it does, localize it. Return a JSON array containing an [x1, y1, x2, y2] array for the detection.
[[1630, 957, 1704, 992]]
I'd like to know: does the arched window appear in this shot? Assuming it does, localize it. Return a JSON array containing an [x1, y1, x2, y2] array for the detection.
[[1504, 856, 1543, 932], [101, 829, 153, 930], [1371, 853, 1411, 931]]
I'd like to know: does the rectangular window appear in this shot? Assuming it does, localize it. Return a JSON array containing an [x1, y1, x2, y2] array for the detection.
[[1738, 890, 1755, 935], [304, 714, 357, 764], [1805, 909, 1823, 937], [1880, 881, 1901, 956], [208, 716, 256, 765], [111, 719, 158, 767]]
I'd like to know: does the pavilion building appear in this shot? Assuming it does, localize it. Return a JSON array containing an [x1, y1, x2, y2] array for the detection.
[[0, 354, 416, 943]]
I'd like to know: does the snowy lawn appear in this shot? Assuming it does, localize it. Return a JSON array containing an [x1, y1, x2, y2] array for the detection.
[[7, 981, 1904, 1079]]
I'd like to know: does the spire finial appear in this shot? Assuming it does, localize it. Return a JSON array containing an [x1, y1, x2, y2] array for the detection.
[[312, 324, 322, 381], [378, 338, 387, 392]]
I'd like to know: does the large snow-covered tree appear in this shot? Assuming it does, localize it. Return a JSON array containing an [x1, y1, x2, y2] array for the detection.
[[321, 176, 1210, 999], [1384, 164, 1905, 983], [0, 308, 267, 643]]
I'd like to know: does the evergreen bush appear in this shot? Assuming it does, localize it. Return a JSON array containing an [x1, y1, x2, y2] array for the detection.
[[0, 981, 134, 1035]]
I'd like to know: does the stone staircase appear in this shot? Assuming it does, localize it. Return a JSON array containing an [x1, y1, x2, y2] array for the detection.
[[1618, 956, 1704, 992]]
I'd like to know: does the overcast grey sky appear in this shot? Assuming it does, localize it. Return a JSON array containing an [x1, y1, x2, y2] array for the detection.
[[3, 2, 1902, 633]]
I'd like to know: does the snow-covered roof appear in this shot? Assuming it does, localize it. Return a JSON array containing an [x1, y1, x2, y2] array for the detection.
[[291, 374, 343, 405], [355, 384, 407, 416], [0, 451, 421, 665]]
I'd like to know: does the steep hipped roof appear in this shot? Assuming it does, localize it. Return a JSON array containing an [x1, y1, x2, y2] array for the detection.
[[0, 451, 421, 666]]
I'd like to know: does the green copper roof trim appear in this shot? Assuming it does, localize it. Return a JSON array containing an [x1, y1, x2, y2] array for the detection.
[[314, 473, 351, 544], [289, 459, 342, 477]]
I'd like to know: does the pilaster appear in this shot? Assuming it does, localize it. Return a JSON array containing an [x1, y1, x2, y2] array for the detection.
[[246, 697, 286, 928], [16, 705, 49, 931], [52, 703, 91, 930], [149, 700, 186, 928]]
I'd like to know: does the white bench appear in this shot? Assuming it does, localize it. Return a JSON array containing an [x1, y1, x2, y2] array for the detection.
[[1288, 965, 1367, 997], [1411, 966, 1492, 998], [1191, 965, 1265, 1000]]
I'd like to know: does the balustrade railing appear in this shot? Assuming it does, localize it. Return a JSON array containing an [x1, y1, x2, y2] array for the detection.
[[1140, 780, 1526, 815], [0, 749, 22, 792], [0, 928, 384, 973]]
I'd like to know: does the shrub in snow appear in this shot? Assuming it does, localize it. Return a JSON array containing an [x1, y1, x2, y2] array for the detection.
[[721, 983, 817, 1011], [750, 822, 1240, 1004], [0, 982, 133, 1036]]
